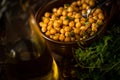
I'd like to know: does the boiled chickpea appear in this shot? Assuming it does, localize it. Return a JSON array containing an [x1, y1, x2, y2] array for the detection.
[[98, 13, 104, 20], [63, 20, 69, 26], [76, 22, 81, 28], [74, 18, 80, 23], [64, 37, 71, 42], [50, 28, 57, 34], [54, 27, 61, 32], [80, 26, 87, 31], [57, 8, 63, 16], [77, 0, 81, 6], [95, 8, 102, 14], [43, 17, 49, 24], [91, 23, 98, 32], [59, 34, 65, 41], [81, 10, 87, 14], [48, 20, 54, 25], [67, 12, 73, 17], [52, 8, 57, 13], [45, 31, 50, 36], [62, 10, 67, 16], [67, 6, 74, 12], [93, 15, 98, 20], [65, 32, 70, 37], [41, 27, 47, 33], [60, 28, 65, 34], [51, 15, 57, 20], [88, 18, 95, 23], [39, 22, 44, 27], [47, 25, 53, 31], [53, 35, 59, 40], [60, 16, 66, 20], [74, 28, 80, 34], [64, 26, 71, 32], [69, 21, 75, 27], [89, 0, 95, 7], [57, 19, 63, 25], [71, 1, 77, 7], [82, 3, 88, 10], [53, 21, 61, 28], [40, 22, 47, 27], [74, 13, 81, 19], [44, 12, 51, 17]]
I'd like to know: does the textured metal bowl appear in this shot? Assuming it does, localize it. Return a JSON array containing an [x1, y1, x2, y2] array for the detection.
[[35, 0, 109, 57]]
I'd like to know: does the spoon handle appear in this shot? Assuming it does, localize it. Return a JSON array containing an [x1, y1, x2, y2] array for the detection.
[[92, 0, 112, 9]]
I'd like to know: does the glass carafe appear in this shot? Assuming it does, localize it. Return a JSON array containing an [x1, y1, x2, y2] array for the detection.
[[0, 1, 59, 80]]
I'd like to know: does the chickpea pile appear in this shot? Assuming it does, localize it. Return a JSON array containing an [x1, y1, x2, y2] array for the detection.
[[39, 0, 105, 42]]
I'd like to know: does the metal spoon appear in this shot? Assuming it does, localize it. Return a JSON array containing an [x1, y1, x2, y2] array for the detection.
[[82, 0, 111, 18]]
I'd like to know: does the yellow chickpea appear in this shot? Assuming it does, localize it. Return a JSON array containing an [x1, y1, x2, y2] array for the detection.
[[82, 3, 88, 10], [65, 32, 70, 37], [88, 18, 95, 23], [57, 19, 63, 25], [40, 22, 47, 27], [74, 13, 81, 19], [77, 0, 81, 6], [54, 27, 61, 32], [91, 23, 98, 32], [51, 14, 57, 20], [44, 12, 51, 17], [50, 28, 57, 34], [95, 8, 102, 14], [45, 31, 50, 36], [98, 13, 104, 20], [43, 17, 49, 24], [69, 21, 75, 27], [53, 35, 59, 40], [71, 1, 77, 7], [47, 25, 53, 31], [57, 8, 63, 16], [67, 6, 74, 12], [60, 28, 65, 34], [64, 26, 71, 32], [53, 21, 61, 28], [74, 28, 80, 34], [64, 37, 71, 42], [60, 16, 66, 20], [93, 15, 98, 20], [63, 20, 69, 26], [67, 12, 73, 17], [80, 20, 85, 25], [74, 18, 80, 23], [59, 34, 65, 41], [81, 10, 87, 15], [89, 0, 95, 7], [62, 10, 67, 16], [48, 20, 54, 25], [76, 22, 81, 28], [41, 26, 47, 33], [80, 26, 87, 31], [52, 8, 57, 13], [39, 22, 44, 27]]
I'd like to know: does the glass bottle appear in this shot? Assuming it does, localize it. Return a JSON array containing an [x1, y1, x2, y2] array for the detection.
[[2, 1, 59, 80]]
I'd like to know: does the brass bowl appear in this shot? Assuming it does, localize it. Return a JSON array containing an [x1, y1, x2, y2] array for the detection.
[[35, 0, 109, 57]]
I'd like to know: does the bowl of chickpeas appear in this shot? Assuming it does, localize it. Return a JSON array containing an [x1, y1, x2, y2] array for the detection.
[[36, 0, 109, 57]]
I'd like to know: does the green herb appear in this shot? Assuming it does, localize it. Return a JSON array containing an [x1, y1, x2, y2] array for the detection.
[[74, 23, 120, 80], [65, 16, 74, 20]]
